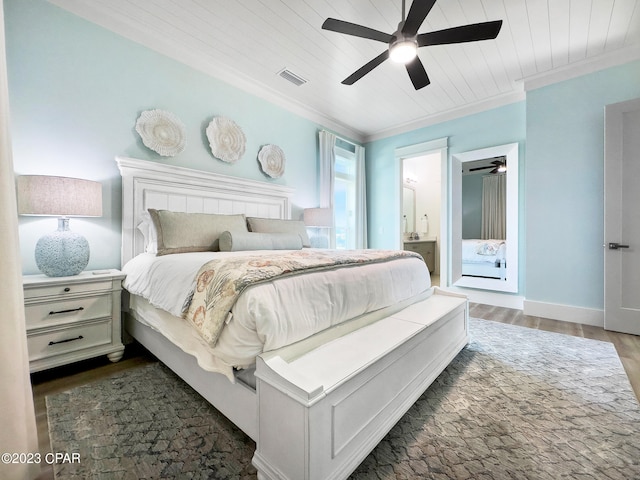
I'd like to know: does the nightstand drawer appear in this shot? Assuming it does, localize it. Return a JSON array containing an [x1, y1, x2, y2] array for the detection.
[[25, 294, 111, 329], [23, 280, 113, 300], [27, 319, 112, 362]]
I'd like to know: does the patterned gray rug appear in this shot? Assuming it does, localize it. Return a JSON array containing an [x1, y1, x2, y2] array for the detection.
[[48, 318, 640, 479]]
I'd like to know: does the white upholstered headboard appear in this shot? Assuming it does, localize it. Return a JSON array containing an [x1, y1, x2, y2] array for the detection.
[[116, 156, 295, 267]]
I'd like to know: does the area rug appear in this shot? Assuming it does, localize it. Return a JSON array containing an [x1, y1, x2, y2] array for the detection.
[[47, 318, 640, 479]]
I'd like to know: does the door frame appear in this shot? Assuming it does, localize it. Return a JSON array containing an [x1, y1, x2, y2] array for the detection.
[[396, 138, 448, 286]]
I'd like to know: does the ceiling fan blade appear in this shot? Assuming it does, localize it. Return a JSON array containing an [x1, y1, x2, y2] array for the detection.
[[322, 18, 392, 43], [402, 0, 437, 36], [405, 56, 430, 90], [342, 50, 390, 85], [417, 20, 503, 47], [469, 165, 495, 172]]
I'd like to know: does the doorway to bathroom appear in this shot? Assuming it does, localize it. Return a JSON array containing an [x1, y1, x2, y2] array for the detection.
[[398, 138, 447, 287]]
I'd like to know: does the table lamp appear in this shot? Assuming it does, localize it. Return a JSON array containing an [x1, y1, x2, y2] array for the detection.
[[17, 175, 102, 277], [303, 207, 333, 248]]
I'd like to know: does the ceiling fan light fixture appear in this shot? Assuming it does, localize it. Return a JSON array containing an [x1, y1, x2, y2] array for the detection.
[[389, 40, 417, 64], [321, 0, 503, 89]]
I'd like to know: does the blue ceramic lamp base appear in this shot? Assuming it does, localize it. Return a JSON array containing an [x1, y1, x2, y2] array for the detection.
[[35, 218, 90, 277]]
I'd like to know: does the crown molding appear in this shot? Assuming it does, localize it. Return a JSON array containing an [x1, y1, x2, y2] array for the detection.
[[47, 1, 640, 146], [364, 90, 526, 143], [48, 0, 367, 143], [365, 45, 640, 143], [522, 44, 640, 92]]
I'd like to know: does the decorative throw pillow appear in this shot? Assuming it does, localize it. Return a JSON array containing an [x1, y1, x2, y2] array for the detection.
[[246, 217, 311, 247], [136, 211, 158, 254], [475, 240, 504, 256], [148, 209, 248, 255], [218, 231, 303, 252]]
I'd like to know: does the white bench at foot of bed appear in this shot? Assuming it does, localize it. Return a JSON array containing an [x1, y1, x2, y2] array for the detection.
[[253, 288, 469, 480]]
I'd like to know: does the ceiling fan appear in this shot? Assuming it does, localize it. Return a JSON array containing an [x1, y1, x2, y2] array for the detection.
[[469, 158, 507, 174], [322, 0, 503, 90]]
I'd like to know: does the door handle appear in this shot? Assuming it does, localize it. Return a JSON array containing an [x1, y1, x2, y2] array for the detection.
[[608, 242, 630, 250]]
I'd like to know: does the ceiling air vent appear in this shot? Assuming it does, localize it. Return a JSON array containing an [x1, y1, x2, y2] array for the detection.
[[277, 68, 308, 86]]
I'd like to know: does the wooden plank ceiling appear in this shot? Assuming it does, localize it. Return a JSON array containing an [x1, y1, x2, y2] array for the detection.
[[49, 0, 640, 141]]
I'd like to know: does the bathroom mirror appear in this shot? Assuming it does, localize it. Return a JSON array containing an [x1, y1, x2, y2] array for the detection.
[[451, 143, 518, 293], [402, 185, 415, 234]]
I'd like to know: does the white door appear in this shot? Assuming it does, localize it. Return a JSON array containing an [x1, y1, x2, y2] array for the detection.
[[604, 97, 640, 335]]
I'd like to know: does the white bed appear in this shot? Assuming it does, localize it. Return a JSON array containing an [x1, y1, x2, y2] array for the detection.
[[461, 238, 507, 280], [117, 156, 469, 480]]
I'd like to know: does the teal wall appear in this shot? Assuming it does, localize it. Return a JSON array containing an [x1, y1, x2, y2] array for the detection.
[[5, 0, 335, 274], [366, 60, 640, 310], [525, 60, 640, 309], [365, 101, 526, 293]]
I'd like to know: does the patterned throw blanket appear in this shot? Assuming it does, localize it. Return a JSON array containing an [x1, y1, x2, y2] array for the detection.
[[183, 249, 423, 346]]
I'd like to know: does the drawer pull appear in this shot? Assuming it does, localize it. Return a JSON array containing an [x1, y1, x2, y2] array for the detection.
[[48, 335, 84, 346], [48, 307, 84, 316], [64, 287, 71, 292]]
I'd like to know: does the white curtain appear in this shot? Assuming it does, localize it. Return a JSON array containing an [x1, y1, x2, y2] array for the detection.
[[319, 130, 336, 248], [481, 174, 506, 240], [354, 144, 367, 248], [0, 2, 40, 479]]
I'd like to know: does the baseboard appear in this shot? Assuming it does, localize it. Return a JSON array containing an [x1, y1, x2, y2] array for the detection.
[[439, 288, 605, 327], [441, 286, 524, 310], [523, 300, 604, 327]]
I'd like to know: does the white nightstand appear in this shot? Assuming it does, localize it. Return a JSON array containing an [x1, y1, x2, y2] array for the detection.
[[23, 269, 126, 373]]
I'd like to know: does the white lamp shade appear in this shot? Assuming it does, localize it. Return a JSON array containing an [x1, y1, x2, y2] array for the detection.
[[17, 175, 102, 277], [304, 208, 333, 227], [17, 175, 102, 217]]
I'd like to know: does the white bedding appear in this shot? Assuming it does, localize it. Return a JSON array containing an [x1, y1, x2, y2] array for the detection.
[[461, 239, 506, 263], [122, 250, 431, 381]]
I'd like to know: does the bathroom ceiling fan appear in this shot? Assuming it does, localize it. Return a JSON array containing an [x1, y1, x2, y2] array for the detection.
[[322, 0, 502, 90]]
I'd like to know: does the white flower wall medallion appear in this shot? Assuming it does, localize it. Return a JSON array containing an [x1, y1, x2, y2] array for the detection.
[[205, 116, 246, 164], [258, 144, 286, 178], [135, 109, 186, 157]]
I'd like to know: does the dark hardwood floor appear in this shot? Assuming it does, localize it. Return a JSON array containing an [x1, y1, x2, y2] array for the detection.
[[30, 304, 640, 480]]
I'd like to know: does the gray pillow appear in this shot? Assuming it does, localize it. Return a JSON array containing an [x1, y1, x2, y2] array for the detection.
[[246, 217, 311, 247], [219, 231, 303, 252], [149, 209, 248, 255]]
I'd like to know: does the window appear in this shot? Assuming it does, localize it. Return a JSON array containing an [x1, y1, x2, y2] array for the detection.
[[334, 146, 356, 249], [319, 130, 366, 250]]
